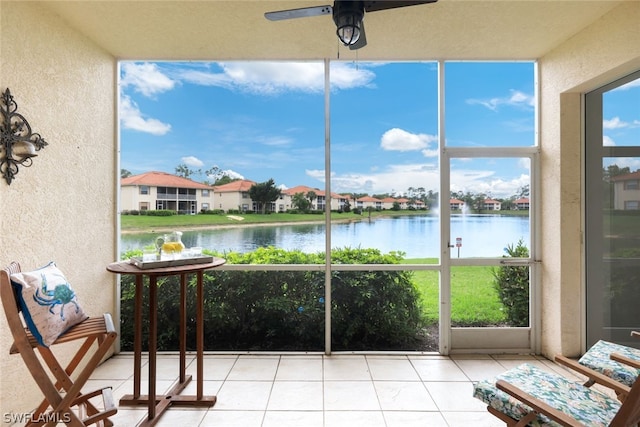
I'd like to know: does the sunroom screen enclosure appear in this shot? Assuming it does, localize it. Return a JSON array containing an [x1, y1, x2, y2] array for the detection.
[[119, 60, 538, 354]]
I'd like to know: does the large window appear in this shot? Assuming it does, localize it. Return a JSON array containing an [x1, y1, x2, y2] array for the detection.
[[119, 60, 538, 353], [586, 70, 640, 349]]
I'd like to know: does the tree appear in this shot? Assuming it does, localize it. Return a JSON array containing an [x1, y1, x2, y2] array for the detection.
[[121, 169, 132, 178], [175, 163, 199, 179], [249, 178, 282, 214], [306, 191, 317, 210], [292, 192, 311, 212]]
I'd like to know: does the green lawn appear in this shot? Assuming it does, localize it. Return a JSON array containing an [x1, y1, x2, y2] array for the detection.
[[403, 258, 507, 326]]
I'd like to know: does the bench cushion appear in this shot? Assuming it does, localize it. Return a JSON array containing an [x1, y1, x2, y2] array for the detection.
[[579, 340, 640, 386], [473, 363, 620, 427]]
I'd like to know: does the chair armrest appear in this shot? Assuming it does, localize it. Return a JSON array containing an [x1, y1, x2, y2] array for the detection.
[[555, 355, 631, 397], [610, 352, 640, 370], [631, 331, 640, 339], [495, 379, 584, 427]]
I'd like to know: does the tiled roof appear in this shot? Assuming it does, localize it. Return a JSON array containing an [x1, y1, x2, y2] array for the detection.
[[357, 196, 382, 202], [212, 179, 256, 193], [283, 185, 325, 196], [611, 171, 640, 181], [121, 171, 212, 189]]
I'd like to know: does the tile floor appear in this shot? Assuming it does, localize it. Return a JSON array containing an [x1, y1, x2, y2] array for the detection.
[[84, 352, 587, 427]]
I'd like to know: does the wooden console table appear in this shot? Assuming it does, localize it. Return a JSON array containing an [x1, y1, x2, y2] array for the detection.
[[106, 258, 225, 426]]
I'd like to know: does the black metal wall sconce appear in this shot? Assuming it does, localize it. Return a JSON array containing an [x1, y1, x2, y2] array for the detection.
[[0, 88, 48, 185]]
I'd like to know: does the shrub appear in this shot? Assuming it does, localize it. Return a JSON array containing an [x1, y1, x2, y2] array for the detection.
[[119, 247, 426, 351], [492, 239, 529, 326]]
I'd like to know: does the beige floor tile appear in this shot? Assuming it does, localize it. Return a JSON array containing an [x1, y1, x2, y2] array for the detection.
[[276, 356, 323, 380], [199, 410, 264, 427], [441, 410, 506, 426], [323, 355, 371, 380], [374, 381, 438, 411], [262, 410, 324, 427], [227, 356, 279, 381], [90, 356, 137, 380], [384, 411, 449, 427], [324, 381, 380, 410], [424, 381, 488, 412], [367, 357, 421, 381], [151, 407, 207, 427], [324, 410, 386, 427], [214, 380, 273, 410], [267, 381, 324, 411], [410, 358, 469, 381], [186, 356, 238, 380], [452, 358, 507, 381]]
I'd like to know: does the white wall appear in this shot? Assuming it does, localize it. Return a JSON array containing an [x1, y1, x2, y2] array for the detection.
[[0, 2, 117, 422], [538, 1, 640, 357]]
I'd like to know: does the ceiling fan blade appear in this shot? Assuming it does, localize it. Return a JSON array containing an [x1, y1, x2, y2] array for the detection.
[[363, 0, 437, 13], [265, 5, 332, 21], [349, 21, 367, 50]]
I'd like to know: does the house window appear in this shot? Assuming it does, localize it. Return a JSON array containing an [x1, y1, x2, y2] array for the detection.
[[139, 202, 149, 211], [139, 185, 149, 195], [202, 189, 210, 197], [624, 180, 639, 190], [624, 200, 640, 210]]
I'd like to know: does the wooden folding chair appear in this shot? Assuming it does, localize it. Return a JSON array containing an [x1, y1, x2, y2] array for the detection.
[[577, 332, 640, 393], [1, 262, 118, 426], [473, 354, 640, 426]]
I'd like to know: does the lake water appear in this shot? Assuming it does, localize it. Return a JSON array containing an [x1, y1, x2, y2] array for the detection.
[[121, 214, 530, 258]]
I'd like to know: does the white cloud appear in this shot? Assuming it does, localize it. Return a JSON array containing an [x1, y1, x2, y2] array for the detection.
[[121, 63, 176, 98], [603, 117, 629, 129], [380, 128, 438, 152], [120, 96, 171, 135], [181, 156, 204, 168], [467, 89, 534, 111], [179, 61, 375, 95], [603, 135, 616, 146]]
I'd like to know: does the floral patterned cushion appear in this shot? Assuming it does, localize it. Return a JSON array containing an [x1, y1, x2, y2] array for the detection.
[[473, 363, 621, 427], [579, 340, 640, 386]]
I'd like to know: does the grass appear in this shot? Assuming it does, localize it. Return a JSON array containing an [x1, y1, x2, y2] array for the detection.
[[403, 258, 507, 326]]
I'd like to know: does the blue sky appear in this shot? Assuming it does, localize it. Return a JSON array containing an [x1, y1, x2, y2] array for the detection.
[[120, 61, 639, 198]]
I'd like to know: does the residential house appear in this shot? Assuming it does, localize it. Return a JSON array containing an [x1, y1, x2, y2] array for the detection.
[[482, 198, 502, 211], [121, 171, 212, 214], [515, 198, 531, 210], [450, 198, 465, 211], [212, 179, 256, 212], [611, 171, 640, 210], [281, 185, 352, 212], [356, 196, 383, 211]]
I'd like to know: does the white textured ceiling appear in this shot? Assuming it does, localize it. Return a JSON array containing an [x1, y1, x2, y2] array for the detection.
[[42, 0, 624, 61]]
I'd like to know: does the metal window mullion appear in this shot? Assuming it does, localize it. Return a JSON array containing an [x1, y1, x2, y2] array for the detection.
[[324, 59, 332, 355]]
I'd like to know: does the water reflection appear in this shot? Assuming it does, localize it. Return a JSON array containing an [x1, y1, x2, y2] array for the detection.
[[121, 214, 530, 258]]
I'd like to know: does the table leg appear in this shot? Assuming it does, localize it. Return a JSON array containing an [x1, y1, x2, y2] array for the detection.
[[148, 274, 158, 420], [197, 270, 204, 400], [134, 275, 143, 399], [179, 273, 187, 384]]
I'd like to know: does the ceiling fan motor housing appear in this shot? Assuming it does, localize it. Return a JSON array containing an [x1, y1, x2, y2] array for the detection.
[[333, 1, 365, 46]]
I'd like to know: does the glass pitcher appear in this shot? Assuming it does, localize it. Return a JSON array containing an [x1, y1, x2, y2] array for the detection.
[[156, 231, 185, 260]]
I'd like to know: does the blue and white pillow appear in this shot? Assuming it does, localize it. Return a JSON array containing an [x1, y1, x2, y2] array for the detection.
[[10, 262, 87, 346]]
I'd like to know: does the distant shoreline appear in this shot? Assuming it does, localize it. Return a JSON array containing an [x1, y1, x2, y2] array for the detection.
[[120, 218, 358, 235]]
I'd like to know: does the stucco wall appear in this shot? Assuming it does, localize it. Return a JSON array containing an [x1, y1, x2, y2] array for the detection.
[[538, 1, 640, 358], [0, 2, 117, 423]]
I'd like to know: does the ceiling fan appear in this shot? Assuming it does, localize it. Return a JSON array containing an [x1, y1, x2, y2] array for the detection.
[[265, 1, 438, 50]]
